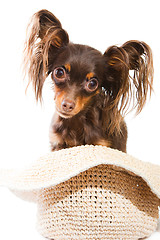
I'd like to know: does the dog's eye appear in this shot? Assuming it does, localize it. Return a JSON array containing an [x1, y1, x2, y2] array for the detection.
[[53, 67, 66, 82], [85, 78, 98, 92]]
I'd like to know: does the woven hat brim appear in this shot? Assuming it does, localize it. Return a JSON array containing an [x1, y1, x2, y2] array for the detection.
[[0, 145, 160, 202]]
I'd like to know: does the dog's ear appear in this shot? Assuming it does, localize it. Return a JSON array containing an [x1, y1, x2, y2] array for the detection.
[[103, 40, 153, 116], [23, 9, 69, 100]]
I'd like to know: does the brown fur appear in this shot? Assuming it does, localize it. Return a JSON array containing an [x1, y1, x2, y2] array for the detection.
[[23, 9, 154, 153]]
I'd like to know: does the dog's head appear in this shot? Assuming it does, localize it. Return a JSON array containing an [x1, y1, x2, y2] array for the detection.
[[24, 9, 153, 125], [50, 44, 106, 118]]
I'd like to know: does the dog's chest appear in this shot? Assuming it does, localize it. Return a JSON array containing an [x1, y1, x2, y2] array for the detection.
[[55, 110, 104, 147]]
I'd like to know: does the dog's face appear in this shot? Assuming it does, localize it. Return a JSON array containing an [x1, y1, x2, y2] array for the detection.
[[51, 44, 105, 118]]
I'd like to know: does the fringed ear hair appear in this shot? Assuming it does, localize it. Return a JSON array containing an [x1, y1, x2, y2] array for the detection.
[[103, 40, 153, 133], [23, 9, 69, 101]]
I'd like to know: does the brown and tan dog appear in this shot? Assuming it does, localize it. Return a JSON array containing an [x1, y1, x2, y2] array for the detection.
[[24, 9, 153, 152]]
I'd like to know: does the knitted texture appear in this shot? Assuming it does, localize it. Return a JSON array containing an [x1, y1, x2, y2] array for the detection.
[[0, 145, 160, 239], [37, 165, 159, 240]]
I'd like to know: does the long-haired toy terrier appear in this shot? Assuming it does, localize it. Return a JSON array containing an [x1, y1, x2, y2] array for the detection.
[[24, 9, 153, 152]]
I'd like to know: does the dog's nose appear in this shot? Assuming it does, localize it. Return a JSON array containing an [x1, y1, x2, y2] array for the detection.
[[62, 99, 75, 112]]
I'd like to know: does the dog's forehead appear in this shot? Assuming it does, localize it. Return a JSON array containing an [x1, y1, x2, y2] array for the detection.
[[55, 44, 104, 80], [54, 44, 104, 83]]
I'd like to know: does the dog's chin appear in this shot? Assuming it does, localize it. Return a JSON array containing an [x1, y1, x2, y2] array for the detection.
[[56, 110, 76, 119]]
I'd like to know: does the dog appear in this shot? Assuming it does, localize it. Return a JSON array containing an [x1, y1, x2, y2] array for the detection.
[[23, 9, 153, 153]]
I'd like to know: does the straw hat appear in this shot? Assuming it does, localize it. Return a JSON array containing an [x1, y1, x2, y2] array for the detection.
[[0, 145, 160, 239]]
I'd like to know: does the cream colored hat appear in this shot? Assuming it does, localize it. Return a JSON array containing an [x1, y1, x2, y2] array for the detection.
[[0, 145, 160, 240]]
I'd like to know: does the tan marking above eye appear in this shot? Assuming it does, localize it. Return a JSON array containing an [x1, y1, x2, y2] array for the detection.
[[86, 72, 94, 80], [64, 63, 71, 72]]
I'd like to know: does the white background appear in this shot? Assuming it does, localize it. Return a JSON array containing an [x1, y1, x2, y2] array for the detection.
[[0, 0, 159, 239]]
